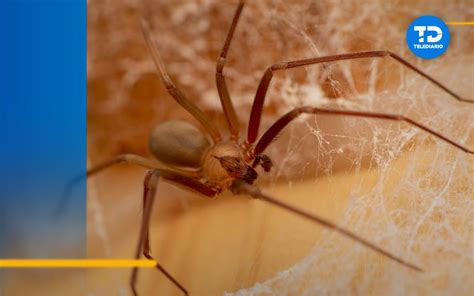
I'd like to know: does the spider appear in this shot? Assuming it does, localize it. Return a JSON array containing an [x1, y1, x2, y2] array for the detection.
[[85, 1, 473, 295]]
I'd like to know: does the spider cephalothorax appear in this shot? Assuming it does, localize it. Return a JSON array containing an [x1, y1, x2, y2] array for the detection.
[[199, 139, 265, 188]]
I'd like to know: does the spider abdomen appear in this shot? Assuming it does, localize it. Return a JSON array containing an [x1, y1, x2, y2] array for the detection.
[[149, 120, 210, 168]]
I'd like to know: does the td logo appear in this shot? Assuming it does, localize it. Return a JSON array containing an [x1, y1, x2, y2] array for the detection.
[[406, 15, 450, 59], [413, 26, 442, 43]]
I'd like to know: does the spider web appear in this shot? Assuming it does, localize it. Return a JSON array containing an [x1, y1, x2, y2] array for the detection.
[[87, 1, 473, 295]]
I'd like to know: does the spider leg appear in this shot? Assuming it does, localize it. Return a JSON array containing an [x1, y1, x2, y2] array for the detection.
[[140, 17, 221, 143], [254, 106, 473, 155], [86, 154, 157, 177], [85, 154, 200, 179], [215, 0, 245, 141], [131, 169, 219, 296], [230, 180, 422, 272], [55, 154, 164, 217], [246, 51, 474, 146]]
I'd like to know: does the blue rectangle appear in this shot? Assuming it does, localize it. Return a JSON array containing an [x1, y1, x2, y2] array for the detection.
[[0, 0, 86, 260]]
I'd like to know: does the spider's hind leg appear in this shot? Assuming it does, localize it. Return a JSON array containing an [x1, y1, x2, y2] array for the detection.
[[55, 154, 158, 218], [130, 169, 219, 296], [130, 170, 187, 296]]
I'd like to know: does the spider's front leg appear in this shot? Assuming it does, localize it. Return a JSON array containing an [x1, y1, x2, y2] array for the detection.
[[253, 106, 473, 155], [230, 180, 422, 271], [130, 169, 219, 296], [215, 0, 245, 141], [240, 52, 473, 155]]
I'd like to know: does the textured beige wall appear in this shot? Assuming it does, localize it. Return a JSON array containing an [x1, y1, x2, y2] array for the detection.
[[86, 1, 473, 296], [6, 1, 472, 296]]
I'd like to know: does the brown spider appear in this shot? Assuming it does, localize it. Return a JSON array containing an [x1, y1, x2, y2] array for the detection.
[[86, 1, 473, 295]]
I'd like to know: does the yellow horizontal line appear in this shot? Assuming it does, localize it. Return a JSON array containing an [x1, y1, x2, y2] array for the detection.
[[446, 21, 474, 25], [0, 259, 157, 268]]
